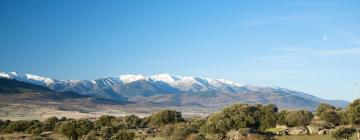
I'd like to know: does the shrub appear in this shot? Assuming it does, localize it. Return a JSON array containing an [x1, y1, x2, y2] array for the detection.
[[200, 104, 262, 137], [316, 103, 336, 116], [258, 104, 278, 130], [55, 120, 78, 140], [319, 110, 340, 125], [99, 126, 119, 139], [172, 123, 198, 140], [348, 99, 360, 125], [3, 120, 38, 133], [0, 120, 10, 132], [338, 110, 350, 125], [331, 127, 356, 139], [82, 130, 99, 140], [25, 123, 43, 135], [149, 110, 184, 128], [285, 110, 313, 127], [276, 110, 288, 125], [76, 120, 94, 137], [110, 130, 135, 140], [42, 116, 60, 131], [124, 115, 142, 129], [95, 115, 116, 127]]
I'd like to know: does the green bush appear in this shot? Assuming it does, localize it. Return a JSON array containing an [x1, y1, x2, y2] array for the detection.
[[149, 110, 184, 128], [200, 104, 262, 137], [42, 116, 60, 131], [331, 127, 356, 139], [99, 126, 119, 139], [55, 120, 78, 140], [0, 120, 10, 132], [3, 120, 39, 133], [110, 130, 135, 140], [348, 99, 360, 125], [319, 110, 340, 125], [123, 115, 142, 129], [95, 115, 116, 127], [172, 122, 198, 140], [338, 110, 350, 125], [258, 104, 278, 130], [276, 110, 289, 125], [316, 103, 336, 116], [83, 130, 99, 140], [285, 110, 313, 127], [25, 123, 43, 135], [76, 120, 94, 137]]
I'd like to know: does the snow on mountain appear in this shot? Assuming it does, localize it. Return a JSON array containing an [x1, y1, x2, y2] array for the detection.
[[1, 72, 55, 86], [148, 74, 180, 84], [0, 71, 349, 110], [0, 72, 10, 78], [119, 74, 145, 84], [0, 72, 249, 94], [0, 72, 255, 93]]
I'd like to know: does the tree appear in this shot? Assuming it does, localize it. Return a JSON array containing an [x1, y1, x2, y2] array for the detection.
[[100, 126, 119, 140], [258, 104, 278, 130], [42, 116, 60, 131], [277, 110, 289, 125], [0, 120, 10, 132], [55, 120, 78, 140], [285, 110, 313, 127], [319, 110, 340, 125], [95, 115, 116, 127], [331, 127, 356, 139], [200, 104, 262, 137], [149, 110, 184, 128], [3, 120, 38, 133], [110, 131, 135, 140], [76, 120, 94, 137], [338, 110, 350, 125], [348, 99, 360, 125], [316, 103, 336, 116], [123, 115, 141, 129], [25, 123, 43, 135]]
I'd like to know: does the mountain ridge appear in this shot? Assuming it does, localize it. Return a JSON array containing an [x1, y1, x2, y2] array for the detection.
[[0, 72, 349, 110]]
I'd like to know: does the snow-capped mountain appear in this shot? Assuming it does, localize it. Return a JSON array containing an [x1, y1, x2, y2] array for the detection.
[[0, 72, 247, 94], [0, 72, 348, 110]]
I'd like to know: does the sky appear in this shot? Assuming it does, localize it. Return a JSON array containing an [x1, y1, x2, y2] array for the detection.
[[0, 0, 360, 101]]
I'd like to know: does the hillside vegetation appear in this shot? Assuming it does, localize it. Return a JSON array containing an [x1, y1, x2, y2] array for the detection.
[[1, 99, 360, 140]]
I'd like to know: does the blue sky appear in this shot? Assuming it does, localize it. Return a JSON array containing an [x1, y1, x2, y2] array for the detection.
[[0, 0, 360, 101]]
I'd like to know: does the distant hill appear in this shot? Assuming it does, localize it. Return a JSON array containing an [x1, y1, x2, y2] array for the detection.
[[0, 72, 349, 110]]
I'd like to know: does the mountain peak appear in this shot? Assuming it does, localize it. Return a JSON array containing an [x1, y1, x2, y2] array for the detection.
[[149, 73, 180, 84], [119, 74, 145, 83]]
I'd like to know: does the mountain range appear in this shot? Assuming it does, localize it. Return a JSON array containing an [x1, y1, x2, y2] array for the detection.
[[0, 72, 349, 110]]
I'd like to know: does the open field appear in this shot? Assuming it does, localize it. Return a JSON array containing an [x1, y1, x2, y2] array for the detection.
[[0, 103, 213, 121]]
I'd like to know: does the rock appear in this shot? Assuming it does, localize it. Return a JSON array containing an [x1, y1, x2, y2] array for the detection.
[[276, 125, 288, 129], [288, 126, 309, 135], [276, 130, 289, 136], [306, 125, 324, 134], [318, 129, 327, 135]]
